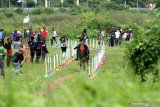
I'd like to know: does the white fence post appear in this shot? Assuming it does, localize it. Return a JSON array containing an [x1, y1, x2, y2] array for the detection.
[[88, 60, 91, 77], [50, 57, 52, 72], [54, 55, 56, 70], [89, 39, 92, 49], [60, 52, 62, 66], [45, 58, 48, 74]]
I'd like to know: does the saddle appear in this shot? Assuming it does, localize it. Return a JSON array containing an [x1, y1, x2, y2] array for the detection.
[[80, 45, 85, 53]]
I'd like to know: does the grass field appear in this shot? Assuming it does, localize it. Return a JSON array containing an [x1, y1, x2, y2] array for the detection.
[[0, 9, 159, 107], [0, 43, 160, 107]]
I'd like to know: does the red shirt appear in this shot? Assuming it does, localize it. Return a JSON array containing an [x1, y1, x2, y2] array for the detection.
[[7, 49, 12, 56], [42, 30, 48, 37]]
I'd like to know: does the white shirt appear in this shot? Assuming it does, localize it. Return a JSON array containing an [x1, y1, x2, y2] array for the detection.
[[122, 33, 127, 39], [52, 30, 57, 37], [115, 31, 120, 38], [101, 31, 105, 37]]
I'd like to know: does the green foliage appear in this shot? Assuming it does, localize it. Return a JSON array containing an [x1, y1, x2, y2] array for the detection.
[[105, 1, 130, 10], [32, 7, 44, 15], [4, 12, 14, 18], [59, 8, 68, 13], [124, 23, 145, 38], [15, 8, 24, 15], [44, 8, 56, 14], [69, 5, 88, 15], [126, 24, 160, 82]]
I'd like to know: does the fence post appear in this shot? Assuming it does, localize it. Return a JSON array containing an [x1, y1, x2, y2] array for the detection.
[[60, 52, 62, 66], [56, 54, 58, 67], [50, 57, 52, 72], [88, 60, 91, 77], [92, 59, 94, 74], [89, 39, 92, 49], [45, 57, 48, 74], [96, 40, 98, 49], [54, 55, 56, 70]]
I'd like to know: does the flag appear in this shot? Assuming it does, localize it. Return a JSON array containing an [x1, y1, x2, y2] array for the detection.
[[23, 15, 30, 24]]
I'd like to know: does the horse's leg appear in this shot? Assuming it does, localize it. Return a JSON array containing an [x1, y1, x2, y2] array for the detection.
[[83, 60, 85, 70], [80, 60, 82, 70]]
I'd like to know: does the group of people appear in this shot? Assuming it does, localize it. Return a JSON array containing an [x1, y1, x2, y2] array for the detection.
[[0, 25, 134, 78], [107, 27, 133, 47], [0, 26, 51, 78]]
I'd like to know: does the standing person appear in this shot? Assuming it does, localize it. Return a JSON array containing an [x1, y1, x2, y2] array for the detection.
[[115, 29, 120, 46], [35, 34, 42, 63], [13, 48, 24, 75], [41, 27, 48, 44], [4, 38, 12, 67], [60, 34, 68, 54], [29, 26, 33, 37], [23, 29, 28, 44], [0, 41, 6, 79], [0, 29, 5, 46], [41, 41, 49, 61], [28, 36, 36, 63], [101, 30, 105, 44], [51, 27, 57, 46], [107, 28, 112, 47], [13, 28, 18, 42], [97, 30, 102, 45], [110, 29, 115, 47], [13, 37, 23, 53]]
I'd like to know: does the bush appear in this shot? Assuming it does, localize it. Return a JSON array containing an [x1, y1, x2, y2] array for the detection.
[[32, 7, 44, 15], [15, 8, 24, 14], [44, 8, 55, 14], [126, 24, 160, 82], [105, 1, 130, 10], [69, 5, 88, 15], [59, 8, 68, 13], [123, 23, 144, 38], [4, 12, 14, 18]]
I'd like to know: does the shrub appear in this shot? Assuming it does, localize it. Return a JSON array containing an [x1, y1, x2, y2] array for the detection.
[[15, 8, 24, 14], [32, 7, 44, 15], [4, 12, 14, 18], [105, 1, 130, 10], [126, 24, 160, 82], [59, 8, 68, 13], [69, 5, 88, 15], [44, 8, 55, 14]]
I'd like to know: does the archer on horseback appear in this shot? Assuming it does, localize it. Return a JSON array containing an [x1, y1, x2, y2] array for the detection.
[[74, 29, 90, 70]]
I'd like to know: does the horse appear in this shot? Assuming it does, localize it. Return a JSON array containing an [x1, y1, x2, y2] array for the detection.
[[77, 43, 89, 70]]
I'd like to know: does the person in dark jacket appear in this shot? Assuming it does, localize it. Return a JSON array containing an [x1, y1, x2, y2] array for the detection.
[[4, 38, 12, 67], [35, 34, 42, 63], [13, 48, 24, 75], [0, 41, 6, 79], [28, 36, 36, 63]]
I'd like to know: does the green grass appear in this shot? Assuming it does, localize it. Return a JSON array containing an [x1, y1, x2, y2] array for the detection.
[[0, 10, 159, 107], [0, 44, 160, 107]]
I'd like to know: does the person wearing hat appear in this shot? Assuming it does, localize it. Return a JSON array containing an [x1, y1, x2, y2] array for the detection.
[[81, 29, 88, 45], [0, 41, 6, 79]]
